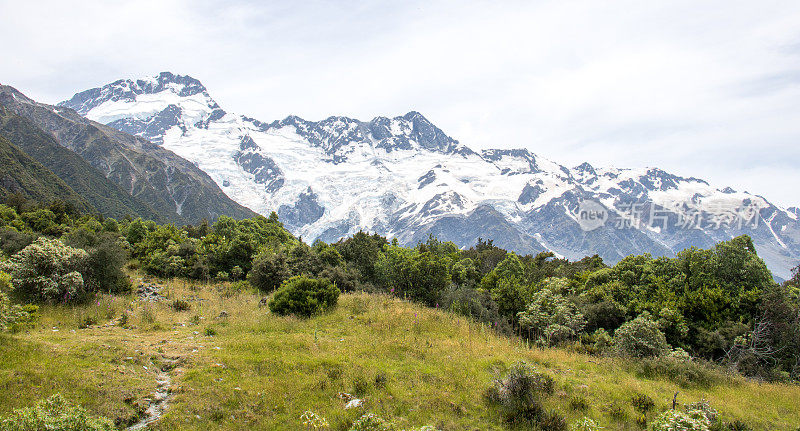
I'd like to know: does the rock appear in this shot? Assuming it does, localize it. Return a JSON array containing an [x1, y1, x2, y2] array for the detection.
[[344, 399, 363, 409], [137, 282, 165, 302]]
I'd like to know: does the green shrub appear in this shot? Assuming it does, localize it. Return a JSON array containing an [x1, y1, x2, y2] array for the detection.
[[685, 398, 718, 425], [650, 409, 711, 431], [518, 288, 586, 345], [317, 265, 360, 293], [0, 393, 114, 430], [352, 374, 371, 396], [592, 328, 613, 355], [349, 413, 393, 431], [632, 393, 655, 414], [248, 251, 290, 293], [439, 285, 512, 334], [605, 402, 628, 421], [569, 395, 590, 411], [171, 299, 190, 312], [614, 312, 670, 358], [484, 361, 556, 425], [570, 417, 602, 431], [4, 238, 88, 303], [374, 371, 388, 389], [77, 313, 98, 329], [82, 233, 130, 294], [0, 290, 26, 332], [724, 420, 752, 431], [268, 276, 340, 317], [0, 227, 35, 256], [537, 410, 567, 431], [632, 357, 730, 388], [583, 299, 626, 333]]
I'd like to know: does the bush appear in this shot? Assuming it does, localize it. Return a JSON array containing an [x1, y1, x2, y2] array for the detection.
[[723, 420, 752, 431], [571, 417, 602, 431], [537, 410, 567, 431], [592, 328, 613, 355], [632, 357, 731, 388], [82, 233, 130, 294], [171, 299, 191, 312], [439, 285, 512, 334], [569, 395, 589, 411], [0, 393, 115, 430], [4, 238, 88, 303], [614, 312, 670, 358], [349, 413, 393, 431], [485, 361, 555, 425], [583, 299, 626, 333], [317, 265, 360, 292], [268, 276, 340, 317], [650, 409, 710, 431], [518, 288, 586, 345], [0, 290, 27, 332], [248, 251, 291, 293], [631, 393, 655, 414], [0, 227, 35, 256]]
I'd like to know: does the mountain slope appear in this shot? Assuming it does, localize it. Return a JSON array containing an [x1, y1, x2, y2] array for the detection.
[[0, 134, 92, 212], [60, 72, 800, 278], [0, 105, 162, 221], [0, 81, 257, 224]]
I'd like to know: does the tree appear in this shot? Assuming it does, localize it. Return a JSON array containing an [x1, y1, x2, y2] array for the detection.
[[248, 251, 291, 293], [613, 312, 670, 358], [480, 253, 529, 319], [376, 246, 450, 306], [336, 231, 387, 284], [4, 237, 88, 303], [518, 287, 586, 344]]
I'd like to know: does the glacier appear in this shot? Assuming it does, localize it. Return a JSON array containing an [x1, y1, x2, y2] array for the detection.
[[59, 72, 800, 279]]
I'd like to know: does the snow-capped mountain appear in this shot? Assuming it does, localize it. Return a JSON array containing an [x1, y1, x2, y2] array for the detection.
[[60, 72, 800, 279]]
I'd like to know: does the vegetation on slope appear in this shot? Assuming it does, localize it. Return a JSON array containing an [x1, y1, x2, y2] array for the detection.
[[0, 134, 92, 214], [0, 283, 799, 430], [0, 85, 257, 224], [0, 106, 163, 222], [0, 195, 799, 429]]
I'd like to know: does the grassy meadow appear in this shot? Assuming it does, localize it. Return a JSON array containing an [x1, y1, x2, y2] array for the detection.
[[1, 275, 799, 430]]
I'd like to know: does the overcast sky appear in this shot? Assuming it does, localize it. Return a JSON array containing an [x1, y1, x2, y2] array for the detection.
[[2, 0, 799, 207]]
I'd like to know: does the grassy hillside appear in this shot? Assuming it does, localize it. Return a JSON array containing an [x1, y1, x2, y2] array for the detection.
[[0, 134, 93, 213], [0, 105, 163, 222], [1, 276, 798, 430]]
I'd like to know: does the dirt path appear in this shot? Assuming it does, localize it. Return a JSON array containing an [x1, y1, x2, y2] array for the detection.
[[127, 356, 181, 430]]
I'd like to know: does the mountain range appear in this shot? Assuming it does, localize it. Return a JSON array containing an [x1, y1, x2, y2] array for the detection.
[[0, 82, 256, 224], [54, 72, 800, 279]]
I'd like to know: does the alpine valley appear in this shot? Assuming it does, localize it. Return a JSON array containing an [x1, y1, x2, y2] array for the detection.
[[58, 72, 800, 279]]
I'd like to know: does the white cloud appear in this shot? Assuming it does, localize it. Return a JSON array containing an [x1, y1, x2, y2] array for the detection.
[[1, 0, 799, 206]]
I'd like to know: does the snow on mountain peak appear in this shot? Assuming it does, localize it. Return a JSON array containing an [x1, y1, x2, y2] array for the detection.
[[59, 72, 224, 143], [60, 75, 800, 279]]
